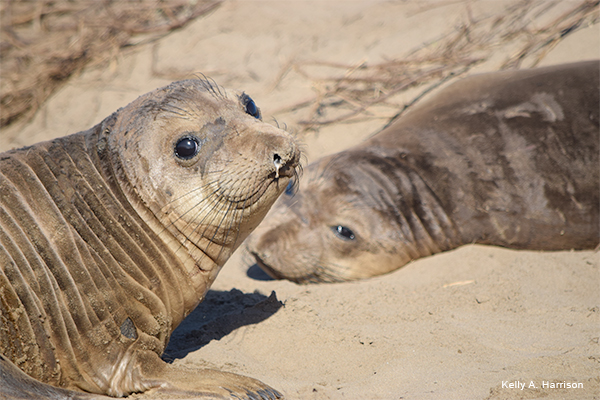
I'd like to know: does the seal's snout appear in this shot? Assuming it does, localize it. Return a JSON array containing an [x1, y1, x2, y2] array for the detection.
[[273, 154, 283, 178], [267, 132, 300, 180], [272, 149, 299, 179]]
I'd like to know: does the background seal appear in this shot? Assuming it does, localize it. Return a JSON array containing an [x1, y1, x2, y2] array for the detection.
[[248, 61, 599, 283]]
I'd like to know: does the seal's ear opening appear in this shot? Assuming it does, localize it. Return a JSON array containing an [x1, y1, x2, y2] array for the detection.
[[239, 93, 262, 120]]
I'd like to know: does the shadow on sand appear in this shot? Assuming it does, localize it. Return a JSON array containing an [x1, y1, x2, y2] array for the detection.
[[163, 289, 282, 362]]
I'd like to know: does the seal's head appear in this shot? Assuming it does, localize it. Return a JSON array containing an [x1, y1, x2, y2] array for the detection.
[[247, 149, 424, 283], [106, 78, 300, 289]]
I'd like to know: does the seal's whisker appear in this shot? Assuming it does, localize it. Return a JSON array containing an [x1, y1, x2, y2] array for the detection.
[[168, 175, 259, 220], [227, 172, 262, 254], [158, 184, 228, 259], [180, 175, 242, 245], [320, 262, 350, 282], [207, 196, 238, 260], [158, 170, 229, 211], [171, 191, 226, 260], [286, 166, 301, 196], [285, 254, 344, 284], [214, 207, 236, 262], [160, 178, 221, 210], [177, 176, 242, 236], [201, 190, 233, 243], [160, 104, 196, 119], [213, 171, 263, 253], [214, 179, 249, 258], [180, 189, 225, 236], [193, 73, 227, 100], [291, 258, 345, 284], [195, 191, 238, 259], [159, 187, 220, 236]]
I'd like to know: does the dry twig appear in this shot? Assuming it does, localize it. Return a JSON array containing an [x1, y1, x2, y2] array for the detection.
[[0, 0, 221, 128], [282, 0, 598, 131]]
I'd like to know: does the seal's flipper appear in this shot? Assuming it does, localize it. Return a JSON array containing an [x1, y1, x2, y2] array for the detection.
[[0, 353, 282, 400], [0, 355, 108, 400], [142, 366, 283, 399]]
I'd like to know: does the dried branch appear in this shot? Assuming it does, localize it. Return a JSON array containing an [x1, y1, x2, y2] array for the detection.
[[280, 0, 598, 132], [0, 0, 222, 128]]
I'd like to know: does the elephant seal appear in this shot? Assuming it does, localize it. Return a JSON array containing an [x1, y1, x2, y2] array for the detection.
[[0, 78, 299, 398], [247, 60, 599, 283]]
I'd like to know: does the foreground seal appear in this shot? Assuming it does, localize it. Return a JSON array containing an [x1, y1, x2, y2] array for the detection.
[[0, 78, 299, 398], [247, 61, 599, 283]]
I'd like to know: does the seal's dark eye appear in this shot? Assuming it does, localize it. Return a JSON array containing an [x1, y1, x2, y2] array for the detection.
[[332, 225, 355, 241], [240, 93, 261, 120], [174, 137, 199, 159]]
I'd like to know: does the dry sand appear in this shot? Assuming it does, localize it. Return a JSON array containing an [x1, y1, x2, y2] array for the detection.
[[1, 1, 598, 399]]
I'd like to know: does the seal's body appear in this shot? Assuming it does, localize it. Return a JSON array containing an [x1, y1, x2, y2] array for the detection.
[[0, 79, 299, 398], [248, 61, 599, 283]]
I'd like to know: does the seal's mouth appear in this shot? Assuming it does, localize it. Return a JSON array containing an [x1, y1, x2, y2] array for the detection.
[[251, 252, 336, 284], [251, 252, 285, 280], [218, 150, 300, 209], [219, 174, 295, 210]]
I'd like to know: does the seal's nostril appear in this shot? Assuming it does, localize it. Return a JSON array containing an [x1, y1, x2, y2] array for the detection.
[[273, 153, 283, 178]]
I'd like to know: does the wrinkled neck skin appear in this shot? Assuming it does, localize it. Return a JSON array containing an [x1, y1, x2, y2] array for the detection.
[[0, 124, 202, 395], [88, 118, 201, 332]]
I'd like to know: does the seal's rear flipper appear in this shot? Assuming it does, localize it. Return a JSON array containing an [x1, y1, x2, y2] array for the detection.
[[143, 365, 284, 399], [1, 353, 282, 400], [0, 355, 108, 400]]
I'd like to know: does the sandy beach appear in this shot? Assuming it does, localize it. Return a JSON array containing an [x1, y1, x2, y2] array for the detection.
[[1, 1, 598, 399]]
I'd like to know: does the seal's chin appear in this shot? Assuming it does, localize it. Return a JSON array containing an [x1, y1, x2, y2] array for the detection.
[[250, 253, 284, 280], [251, 252, 341, 284]]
